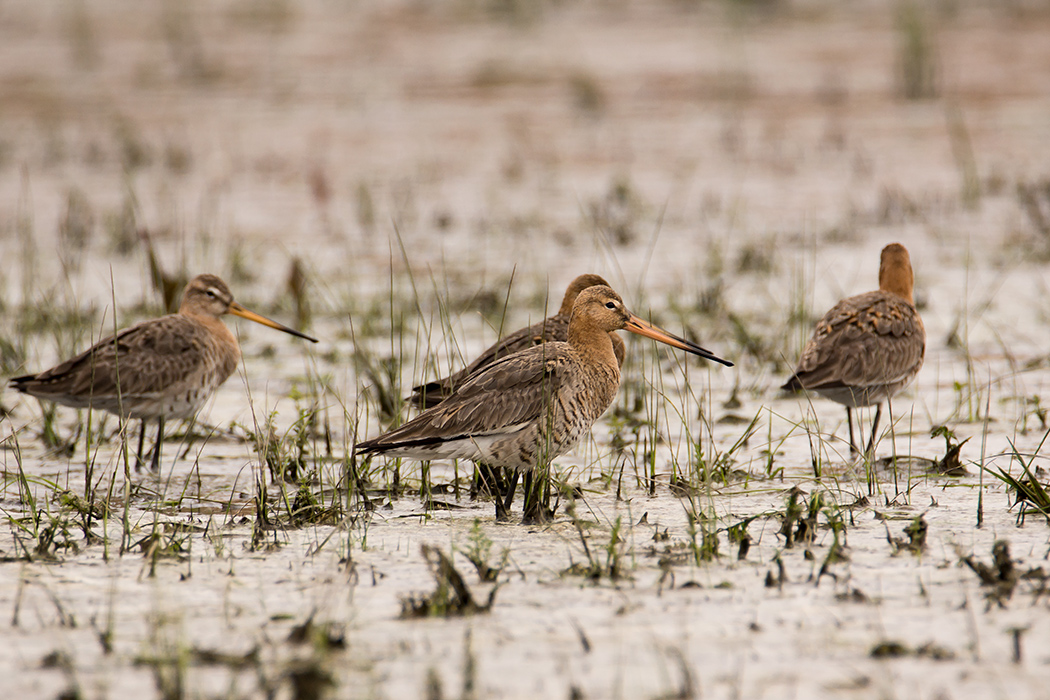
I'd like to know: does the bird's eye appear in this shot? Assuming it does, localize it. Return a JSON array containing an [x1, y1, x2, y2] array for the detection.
[[605, 301, 616, 309], [205, 289, 218, 299]]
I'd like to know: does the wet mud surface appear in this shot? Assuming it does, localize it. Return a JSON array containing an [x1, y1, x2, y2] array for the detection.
[[2, 2, 1050, 698]]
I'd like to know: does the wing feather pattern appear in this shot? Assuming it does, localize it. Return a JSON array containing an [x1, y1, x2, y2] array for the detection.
[[786, 291, 924, 391], [364, 342, 573, 451], [411, 315, 568, 409], [11, 315, 212, 406]]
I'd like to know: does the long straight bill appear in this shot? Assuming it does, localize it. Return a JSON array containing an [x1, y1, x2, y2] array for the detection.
[[624, 315, 732, 367], [229, 302, 319, 343]]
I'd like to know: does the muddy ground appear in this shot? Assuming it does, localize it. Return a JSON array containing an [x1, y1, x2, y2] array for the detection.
[[2, 1, 1050, 698]]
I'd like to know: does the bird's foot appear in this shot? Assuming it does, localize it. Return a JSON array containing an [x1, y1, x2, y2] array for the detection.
[[521, 502, 555, 526]]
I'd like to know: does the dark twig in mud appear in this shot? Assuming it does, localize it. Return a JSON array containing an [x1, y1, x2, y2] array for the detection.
[[764, 555, 787, 591], [777, 486, 806, 548], [286, 611, 346, 650], [886, 515, 928, 555], [870, 640, 955, 660], [960, 541, 1029, 608], [929, 425, 971, 476], [726, 517, 756, 561], [401, 545, 498, 618], [650, 646, 698, 700], [285, 660, 336, 700], [814, 506, 849, 586]]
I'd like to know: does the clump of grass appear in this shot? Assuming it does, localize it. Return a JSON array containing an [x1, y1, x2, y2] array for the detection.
[[6, 455, 82, 561], [1017, 395, 1048, 436], [870, 640, 955, 661], [772, 486, 851, 583], [288, 479, 335, 527], [113, 116, 152, 170], [588, 175, 646, 246], [400, 545, 498, 618], [961, 540, 1020, 608], [735, 237, 779, 276], [886, 514, 927, 555], [239, 400, 346, 532], [764, 554, 787, 590], [726, 517, 756, 560], [927, 425, 970, 476], [285, 660, 336, 700], [135, 523, 192, 578], [103, 188, 139, 256], [141, 229, 189, 313], [561, 500, 632, 581], [159, 0, 220, 84], [242, 411, 285, 483], [356, 351, 404, 426], [1016, 178, 1050, 252], [691, 409, 761, 486], [354, 181, 376, 236], [896, 0, 938, 100], [286, 257, 311, 332], [945, 104, 980, 210], [58, 187, 94, 272], [987, 430, 1050, 525], [684, 504, 720, 564], [776, 486, 806, 549], [814, 503, 850, 585], [458, 519, 508, 582], [135, 612, 189, 700], [286, 612, 346, 651]]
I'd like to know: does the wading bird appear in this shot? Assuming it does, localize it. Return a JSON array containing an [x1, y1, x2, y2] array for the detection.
[[410, 274, 625, 410], [782, 243, 925, 457], [358, 285, 732, 523], [11, 274, 318, 471]]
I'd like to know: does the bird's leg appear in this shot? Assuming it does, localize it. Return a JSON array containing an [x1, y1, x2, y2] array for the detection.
[[521, 469, 535, 521], [472, 464, 500, 500], [498, 470, 519, 522], [476, 463, 506, 515], [521, 466, 552, 525], [846, 407, 858, 457], [134, 420, 148, 472], [179, 415, 200, 461], [865, 403, 883, 458], [150, 415, 165, 472]]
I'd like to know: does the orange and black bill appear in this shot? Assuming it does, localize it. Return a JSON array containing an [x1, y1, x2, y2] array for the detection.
[[625, 315, 732, 367], [229, 302, 319, 343]]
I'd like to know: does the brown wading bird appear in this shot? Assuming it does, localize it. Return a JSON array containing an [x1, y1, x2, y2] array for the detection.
[[782, 243, 925, 457], [10, 274, 318, 471], [410, 273, 624, 410], [357, 285, 733, 523]]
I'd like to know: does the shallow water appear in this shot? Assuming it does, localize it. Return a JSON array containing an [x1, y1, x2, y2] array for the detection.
[[3, 2, 1050, 698]]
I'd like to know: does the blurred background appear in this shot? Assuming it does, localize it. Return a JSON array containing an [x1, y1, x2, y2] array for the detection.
[[1, 0, 1049, 388]]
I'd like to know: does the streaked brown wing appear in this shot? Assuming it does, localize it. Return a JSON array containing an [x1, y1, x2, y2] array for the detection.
[[461, 314, 569, 376], [790, 291, 924, 390], [14, 315, 209, 402], [365, 342, 574, 450], [411, 313, 569, 408]]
